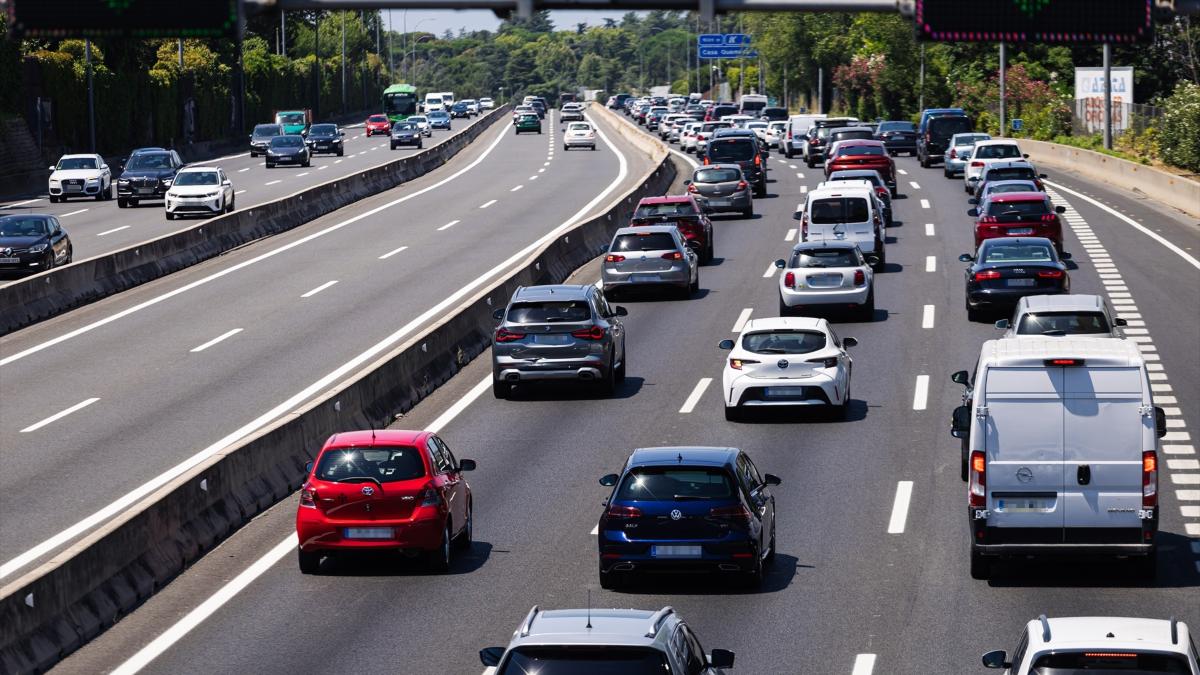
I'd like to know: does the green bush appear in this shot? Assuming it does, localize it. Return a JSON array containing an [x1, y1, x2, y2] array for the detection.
[[1159, 81, 1200, 173]]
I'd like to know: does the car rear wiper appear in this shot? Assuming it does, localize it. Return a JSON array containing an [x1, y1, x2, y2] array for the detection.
[[336, 476, 383, 488], [1040, 329, 1067, 336], [753, 348, 788, 353], [672, 495, 711, 501]]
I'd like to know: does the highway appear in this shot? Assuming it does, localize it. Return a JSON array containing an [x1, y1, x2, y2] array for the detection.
[[0, 118, 484, 269], [0, 108, 656, 579], [48, 110, 1199, 674]]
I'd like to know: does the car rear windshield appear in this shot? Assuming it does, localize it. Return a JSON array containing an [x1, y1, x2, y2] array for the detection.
[[701, 122, 730, 132], [790, 248, 860, 268], [986, 200, 1048, 217], [980, 242, 1055, 263], [507, 301, 591, 324], [1029, 651, 1192, 673], [613, 233, 677, 252], [835, 144, 885, 157], [986, 181, 1038, 196], [314, 446, 426, 483], [928, 116, 973, 137], [986, 167, 1037, 182], [810, 197, 870, 224], [695, 168, 741, 183], [616, 467, 736, 501], [878, 121, 915, 132], [708, 139, 756, 161], [126, 153, 173, 170], [500, 647, 669, 675], [568, 123, 591, 131], [635, 202, 696, 218], [954, 134, 990, 146], [975, 144, 1023, 159], [831, 130, 874, 142], [741, 330, 828, 354], [0, 216, 50, 236], [278, 113, 305, 124], [711, 105, 737, 117], [1017, 311, 1111, 335]]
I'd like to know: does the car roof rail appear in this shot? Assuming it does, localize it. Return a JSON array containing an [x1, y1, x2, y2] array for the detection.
[[1169, 616, 1178, 645], [644, 606, 676, 638], [1038, 614, 1051, 642], [518, 605, 540, 637]]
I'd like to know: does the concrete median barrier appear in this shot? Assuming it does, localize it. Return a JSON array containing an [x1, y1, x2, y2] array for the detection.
[[0, 106, 511, 337], [0, 139, 676, 674]]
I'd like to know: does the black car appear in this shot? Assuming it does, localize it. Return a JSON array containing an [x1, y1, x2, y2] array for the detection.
[[917, 113, 972, 167], [265, 135, 310, 168], [759, 106, 788, 122], [305, 123, 345, 156], [390, 121, 423, 149], [597, 446, 780, 590], [959, 237, 1070, 321], [115, 148, 184, 208], [802, 117, 859, 168], [875, 120, 918, 156], [450, 101, 471, 119], [707, 103, 738, 121], [248, 123, 282, 157], [0, 214, 72, 274], [529, 100, 546, 119], [705, 131, 767, 197]]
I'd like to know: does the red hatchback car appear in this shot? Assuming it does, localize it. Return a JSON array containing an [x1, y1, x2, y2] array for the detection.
[[970, 191, 1065, 253], [296, 429, 476, 574], [629, 195, 715, 264], [365, 114, 392, 136], [824, 139, 897, 195]]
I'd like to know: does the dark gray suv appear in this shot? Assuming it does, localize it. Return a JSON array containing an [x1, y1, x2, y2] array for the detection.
[[491, 284, 628, 399]]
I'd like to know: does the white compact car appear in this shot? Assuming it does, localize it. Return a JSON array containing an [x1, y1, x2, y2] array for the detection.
[[48, 154, 112, 202], [766, 121, 786, 148], [982, 616, 1197, 674], [164, 166, 234, 220], [563, 122, 596, 151], [719, 317, 857, 421], [745, 121, 770, 144], [775, 241, 875, 320], [681, 123, 701, 153], [406, 115, 433, 137], [964, 140, 1027, 193], [479, 97, 495, 110]]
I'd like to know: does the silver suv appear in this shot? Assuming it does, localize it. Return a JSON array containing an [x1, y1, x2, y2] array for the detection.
[[601, 225, 700, 300], [491, 284, 628, 399], [480, 605, 736, 674]]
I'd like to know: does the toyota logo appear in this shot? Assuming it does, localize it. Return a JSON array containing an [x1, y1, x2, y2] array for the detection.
[[1016, 467, 1034, 483], [669, 509, 683, 521], [361, 486, 375, 496], [777, 359, 789, 369]]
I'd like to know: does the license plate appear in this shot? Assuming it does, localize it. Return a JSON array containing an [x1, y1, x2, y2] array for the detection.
[[631, 274, 661, 283], [1007, 228, 1034, 235], [652, 545, 702, 558], [277, 157, 292, 162], [65, 185, 82, 192], [531, 334, 572, 345], [344, 527, 393, 539], [764, 386, 807, 398], [809, 274, 842, 287], [0, 257, 19, 264], [708, 199, 730, 207], [996, 498, 1053, 512], [1007, 278, 1036, 287], [137, 188, 154, 195]]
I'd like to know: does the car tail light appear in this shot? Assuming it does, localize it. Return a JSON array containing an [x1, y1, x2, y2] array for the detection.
[[968, 451, 986, 508], [786, 130, 793, 139], [737, 180, 748, 190], [754, 154, 761, 166], [703, 157, 710, 165], [606, 504, 641, 519], [925, 132, 932, 142], [687, 183, 698, 193], [729, 358, 759, 370], [571, 325, 606, 340], [419, 485, 442, 508], [709, 504, 751, 522], [974, 270, 1002, 281], [949, 148, 957, 159], [971, 161, 984, 168], [605, 254, 625, 263], [979, 215, 998, 224], [1142, 451, 1157, 507], [1036, 270, 1064, 279], [806, 356, 838, 368], [1040, 213, 1057, 222], [299, 484, 317, 509], [662, 251, 684, 260], [854, 269, 865, 285], [875, 186, 888, 199], [494, 327, 525, 342], [784, 271, 795, 288]]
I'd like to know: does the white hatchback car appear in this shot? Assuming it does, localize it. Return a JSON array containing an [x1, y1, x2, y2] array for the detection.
[[164, 166, 234, 220], [48, 153, 112, 202], [775, 241, 875, 320], [982, 616, 1197, 674], [719, 317, 856, 421], [965, 140, 1027, 193], [563, 122, 596, 151]]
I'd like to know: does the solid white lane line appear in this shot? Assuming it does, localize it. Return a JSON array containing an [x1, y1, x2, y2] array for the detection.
[[4, 198, 42, 208], [479, 199, 497, 209], [296, 172, 309, 177], [912, 375, 930, 410], [510, 185, 523, 192], [190, 328, 243, 353], [925, 256, 936, 272], [909, 181, 921, 190], [925, 223, 935, 236], [732, 308, 753, 332], [237, 168, 250, 173], [437, 220, 461, 231], [427, 375, 492, 433], [922, 304, 935, 329], [920, 199, 930, 209], [785, 228, 798, 242], [679, 378, 713, 414], [763, 263, 777, 278], [20, 398, 101, 433], [852, 654, 877, 675], [887, 481, 914, 534], [300, 280, 338, 298], [264, 180, 281, 186], [97, 225, 131, 236], [60, 209, 88, 217]]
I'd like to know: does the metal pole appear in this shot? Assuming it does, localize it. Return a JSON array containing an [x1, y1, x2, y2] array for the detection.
[[178, 38, 184, 68], [783, 61, 788, 111], [387, 11, 393, 79], [234, 1, 246, 136], [281, 10, 287, 56], [918, 43, 924, 112], [403, 10, 407, 82], [314, 14, 320, 119], [341, 11, 347, 113], [86, 38, 95, 152], [818, 66, 823, 114], [998, 42, 1006, 137], [1103, 42, 1112, 150]]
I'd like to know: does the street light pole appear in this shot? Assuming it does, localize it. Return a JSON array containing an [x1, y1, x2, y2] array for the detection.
[[341, 11, 347, 113], [85, 38, 95, 152]]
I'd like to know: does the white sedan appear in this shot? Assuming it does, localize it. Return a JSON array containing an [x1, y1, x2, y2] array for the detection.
[[164, 166, 235, 220], [48, 154, 111, 202], [775, 241, 875, 320], [719, 317, 856, 421], [563, 122, 596, 151], [479, 97, 495, 110]]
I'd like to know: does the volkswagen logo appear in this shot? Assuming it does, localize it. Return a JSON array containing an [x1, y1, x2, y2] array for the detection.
[[777, 359, 789, 369], [669, 509, 683, 521], [361, 485, 375, 496], [1016, 467, 1034, 483]]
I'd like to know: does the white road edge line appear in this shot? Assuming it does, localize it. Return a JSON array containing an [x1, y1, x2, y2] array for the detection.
[[300, 280, 338, 298], [189, 328, 243, 353], [887, 481, 914, 534], [4, 198, 42, 208], [679, 378, 713, 414], [912, 375, 930, 411], [20, 398, 101, 433]]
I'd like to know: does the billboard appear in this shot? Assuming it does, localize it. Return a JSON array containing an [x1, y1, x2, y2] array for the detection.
[[1074, 66, 1133, 133]]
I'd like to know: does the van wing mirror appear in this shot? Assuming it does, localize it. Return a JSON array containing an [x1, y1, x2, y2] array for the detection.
[[994, 319, 1010, 331], [793, 211, 804, 221], [1113, 317, 1127, 326], [1155, 406, 1167, 439], [951, 370, 971, 386], [951, 405, 972, 438], [1055, 205, 1067, 214]]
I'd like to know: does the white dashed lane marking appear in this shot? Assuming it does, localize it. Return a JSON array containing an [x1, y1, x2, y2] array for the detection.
[[190, 328, 243, 353], [479, 199, 497, 209], [300, 280, 338, 298], [378, 246, 408, 260], [20, 398, 100, 433], [925, 256, 936, 272], [925, 223, 935, 236], [437, 220, 460, 231], [886, 481, 914, 534], [912, 375, 929, 411], [97, 226, 130, 236], [60, 209, 88, 217], [922, 305, 935, 329], [732, 308, 753, 333], [679, 378, 713, 414], [920, 199, 930, 209]]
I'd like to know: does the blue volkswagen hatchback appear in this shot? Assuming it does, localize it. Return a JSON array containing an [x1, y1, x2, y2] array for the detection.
[[597, 447, 780, 590]]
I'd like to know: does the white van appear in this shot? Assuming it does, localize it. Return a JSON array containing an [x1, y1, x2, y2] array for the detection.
[[424, 93, 446, 112], [950, 337, 1166, 580], [795, 184, 886, 268]]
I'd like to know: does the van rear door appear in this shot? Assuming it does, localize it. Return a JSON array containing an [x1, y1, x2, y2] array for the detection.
[[983, 366, 1065, 531], [1062, 366, 1146, 532]]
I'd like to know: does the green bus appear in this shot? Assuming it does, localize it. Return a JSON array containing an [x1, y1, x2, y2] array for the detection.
[[383, 84, 418, 122]]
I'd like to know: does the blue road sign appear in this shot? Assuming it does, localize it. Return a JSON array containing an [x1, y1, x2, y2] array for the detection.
[[698, 46, 758, 59], [698, 34, 723, 46], [723, 33, 751, 45]]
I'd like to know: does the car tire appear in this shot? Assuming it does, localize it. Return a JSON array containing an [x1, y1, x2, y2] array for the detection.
[[390, 142, 397, 150], [969, 547, 990, 580], [742, 206, 754, 218], [591, 145, 596, 151], [615, 349, 627, 383], [130, 199, 139, 207], [836, 378, 852, 420], [117, 198, 127, 208], [563, 144, 568, 151], [806, 157, 815, 168], [298, 549, 321, 574], [960, 439, 969, 482], [688, 270, 700, 297], [454, 503, 473, 551], [742, 548, 764, 590], [754, 183, 767, 198], [944, 167, 952, 179], [303, 159, 311, 167], [337, 149, 344, 157], [778, 296, 794, 317], [764, 523, 777, 567], [784, 147, 792, 159], [42, 251, 54, 271], [859, 289, 875, 322], [64, 245, 73, 265], [427, 524, 452, 574], [1134, 549, 1158, 580], [266, 163, 274, 169], [417, 142, 423, 149], [966, 297, 982, 323], [598, 563, 624, 590], [492, 378, 511, 399], [597, 357, 617, 397]]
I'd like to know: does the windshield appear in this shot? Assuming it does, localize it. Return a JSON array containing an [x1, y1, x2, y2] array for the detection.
[[409, 116, 427, 123], [506, 301, 590, 324], [986, 200, 1048, 217], [1017, 311, 1111, 335], [1029, 651, 1191, 673], [429, 111, 449, 119], [314, 446, 426, 483], [835, 144, 885, 157], [742, 329, 827, 354], [499, 647, 670, 675], [393, 123, 416, 131], [368, 115, 388, 123], [929, 116, 972, 137], [790, 248, 860, 268], [0, 217, 50, 237], [878, 121, 915, 132], [270, 136, 304, 148], [695, 168, 741, 183], [173, 171, 219, 186], [635, 202, 696, 218], [278, 113, 305, 124], [981, 242, 1055, 263], [976, 144, 1023, 159], [613, 233, 676, 252], [810, 197, 870, 224], [57, 157, 98, 170], [253, 125, 281, 138], [126, 154, 172, 170], [308, 124, 337, 136], [708, 139, 756, 162], [384, 92, 417, 116], [616, 467, 735, 501]]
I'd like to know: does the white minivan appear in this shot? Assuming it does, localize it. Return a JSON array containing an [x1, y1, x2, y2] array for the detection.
[[795, 183, 886, 269], [950, 337, 1166, 581], [424, 92, 446, 112]]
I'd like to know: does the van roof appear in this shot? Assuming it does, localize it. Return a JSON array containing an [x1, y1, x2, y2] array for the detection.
[[981, 336, 1144, 368], [1017, 294, 1106, 312]]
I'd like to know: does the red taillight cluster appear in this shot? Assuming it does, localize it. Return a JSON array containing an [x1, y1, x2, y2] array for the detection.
[[971, 161, 984, 168], [687, 183, 698, 193], [1143, 451, 1157, 507], [754, 154, 761, 166], [974, 270, 1002, 282], [806, 356, 838, 368], [783, 271, 795, 288], [979, 215, 998, 224], [1040, 213, 1058, 222], [300, 484, 317, 508], [606, 504, 641, 519], [875, 186, 888, 198], [949, 148, 958, 159], [663, 251, 684, 260], [571, 325, 606, 340], [729, 358, 759, 370], [419, 485, 441, 508], [495, 327, 525, 342], [709, 504, 751, 522], [853, 269, 866, 285], [1036, 270, 1064, 279], [605, 254, 625, 263], [737, 180, 749, 190], [968, 451, 986, 508]]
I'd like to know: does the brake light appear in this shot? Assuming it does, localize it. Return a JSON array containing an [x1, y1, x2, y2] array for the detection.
[[737, 180, 748, 190], [606, 504, 641, 518], [1036, 270, 1064, 279], [854, 269, 865, 285], [709, 504, 751, 522], [974, 270, 1002, 281], [968, 451, 986, 508], [571, 325, 606, 340], [1142, 451, 1157, 507], [729, 358, 759, 370], [806, 356, 838, 368], [786, 130, 792, 139], [1040, 213, 1058, 222], [494, 327, 525, 342], [949, 148, 957, 159], [419, 485, 441, 508], [754, 153, 761, 166], [703, 157, 710, 165], [687, 183, 698, 193], [925, 132, 931, 142], [1045, 358, 1085, 366], [979, 215, 998, 224], [662, 251, 684, 260], [605, 254, 625, 262], [971, 161, 984, 168], [784, 271, 795, 287], [299, 484, 317, 509], [875, 186, 888, 198]]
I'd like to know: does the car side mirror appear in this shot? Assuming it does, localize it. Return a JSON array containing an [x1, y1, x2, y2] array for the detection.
[[1114, 317, 1127, 326], [951, 370, 971, 386], [340, 131, 346, 136], [763, 473, 782, 486], [708, 649, 735, 668], [981, 650, 1010, 669], [222, 180, 231, 186], [304, 461, 313, 473], [792, 211, 803, 221], [994, 319, 1010, 330], [842, 337, 858, 348], [1022, 153, 1030, 158], [683, 179, 692, 185], [774, 259, 786, 269], [951, 405, 972, 438], [1039, 173, 1048, 179], [718, 339, 735, 350], [480, 647, 505, 667], [458, 459, 477, 472], [967, 208, 979, 218], [614, 306, 629, 317], [492, 308, 505, 321], [599, 473, 619, 487], [959, 254, 974, 262], [48, 165, 56, 172], [1155, 406, 1167, 438], [1059, 251, 1071, 259], [1055, 205, 1066, 214], [968, 197, 978, 205]]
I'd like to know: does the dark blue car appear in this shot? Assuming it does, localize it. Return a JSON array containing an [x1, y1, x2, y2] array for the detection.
[[597, 446, 780, 590]]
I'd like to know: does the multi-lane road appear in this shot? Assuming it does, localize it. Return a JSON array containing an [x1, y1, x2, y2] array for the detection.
[[15, 107, 1200, 674]]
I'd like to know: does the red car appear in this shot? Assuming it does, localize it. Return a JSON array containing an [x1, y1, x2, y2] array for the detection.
[[296, 429, 476, 574], [824, 139, 897, 195], [365, 114, 392, 136], [970, 191, 1065, 252], [629, 195, 715, 263]]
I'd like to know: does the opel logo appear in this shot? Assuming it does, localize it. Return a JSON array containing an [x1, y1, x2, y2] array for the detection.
[[669, 509, 683, 521], [361, 486, 375, 496], [1016, 467, 1034, 483], [777, 359, 789, 369]]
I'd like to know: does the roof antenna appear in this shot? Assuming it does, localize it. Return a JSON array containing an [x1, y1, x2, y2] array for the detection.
[[677, 452, 684, 463], [586, 588, 592, 629]]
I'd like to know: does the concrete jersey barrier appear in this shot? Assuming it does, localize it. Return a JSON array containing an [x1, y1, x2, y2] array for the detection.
[[0, 122, 677, 674], [0, 106, 512, 337]]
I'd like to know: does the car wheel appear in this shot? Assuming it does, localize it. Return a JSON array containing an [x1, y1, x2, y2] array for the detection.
[[966, 296, 982, 323], [806, 157, 815, 168], [563, 144, 569, 151], [303, 159, 311, 167], [64, 245, 73, 265], [597, 357, 617, 397], [920, 152, 929, 168], [454, 503, 473, 551], [298, 549, 321, 574], [741, 547, 764, 590], [95, 188, 105, 201], [778, 296, 794, 317], [754, 183, 767, 198], [944, 167, 952, 179], [859, 288, 875, 322], [615, 348, 627, 383], [130, 199, 139, 207], [688, 269, 700, 296], [836, 378, 852, 420], [427, 523, 452, 574], [117, 198, 127, 208], [784, 147, 792, 159], [590, 145, 596, 151], [492, 378, 510, 399], [969, 547, 990, 580], [266, 163, 274, 169], [741, 206, 754, 218], [764, 522, 777, 567], [417, 142, 423, 149], [960, 439, 969, 482], [1134, 549, 1157, 580], [598, 563, 624, 590], [42, 251, 54, 271], [390, 142, 397, 150]]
